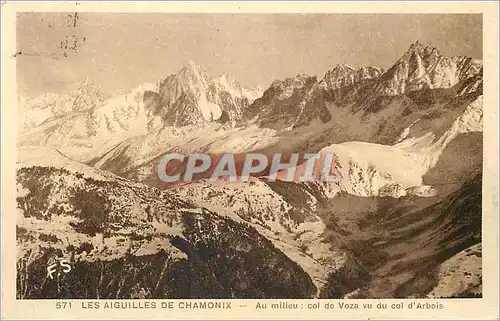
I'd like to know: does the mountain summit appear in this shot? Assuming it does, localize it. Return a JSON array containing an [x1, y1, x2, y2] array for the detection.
[[150, 61, 263, 126], [374, 41, 482, 95]]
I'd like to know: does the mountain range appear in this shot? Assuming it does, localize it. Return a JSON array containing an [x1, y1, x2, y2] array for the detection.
[[16, 41, 483, 299]]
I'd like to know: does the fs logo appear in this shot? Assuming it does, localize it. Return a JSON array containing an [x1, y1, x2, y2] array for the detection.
[[47, 258, 72, 279]]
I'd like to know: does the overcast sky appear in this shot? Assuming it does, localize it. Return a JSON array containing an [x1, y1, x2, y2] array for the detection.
[[17, 13, 482, 97]]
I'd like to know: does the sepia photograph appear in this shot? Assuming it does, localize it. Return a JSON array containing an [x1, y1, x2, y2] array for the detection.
[[13, 11, 486, 300], [2, 3, 499, 319]]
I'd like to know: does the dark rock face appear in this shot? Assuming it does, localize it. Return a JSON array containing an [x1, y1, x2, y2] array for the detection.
[[143, 90, 161, 116], [242, 75, 331, 129], [242, 66, 384, 130], [247, 76, 482, 157], [318, 174, 482, 298], [423, 132, 483, 194]]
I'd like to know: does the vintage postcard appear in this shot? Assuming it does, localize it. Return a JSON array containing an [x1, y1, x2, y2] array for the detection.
[[1, 1, 499, 320]]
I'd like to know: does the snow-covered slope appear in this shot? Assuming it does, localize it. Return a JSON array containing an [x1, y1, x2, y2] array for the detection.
[[294, 94, 483, 198], [19, 80, 107, 131], [101, 89, 483, 201], [18, 63, 263, 162], [19, 42, 483, 178], [18, 82, 160, 162], [320, 142, 430, 197], [395, 95, 483, 167], [16, 148, 318, 299], [92, 123, 279, 178]]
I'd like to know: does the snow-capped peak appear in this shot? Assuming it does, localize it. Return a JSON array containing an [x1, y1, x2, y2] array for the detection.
[[375, 41, 482, 96], [19, 79, 108, 131], [173, 61, 210, 95], [179, 60, 207, 79], [183, 60, 205, 73], [147, 62, 265, 126]]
